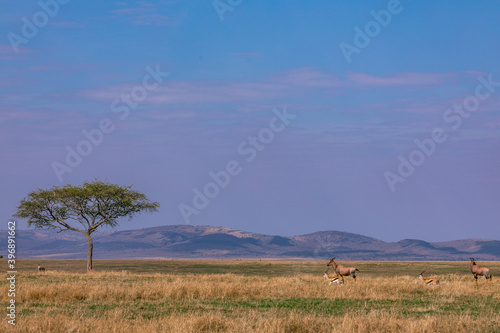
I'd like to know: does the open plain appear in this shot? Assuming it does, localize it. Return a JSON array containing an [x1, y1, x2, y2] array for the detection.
[[1, 259, 499, 332]]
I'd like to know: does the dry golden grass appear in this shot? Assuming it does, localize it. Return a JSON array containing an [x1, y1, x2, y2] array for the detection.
[[1, 260, 499, 332]]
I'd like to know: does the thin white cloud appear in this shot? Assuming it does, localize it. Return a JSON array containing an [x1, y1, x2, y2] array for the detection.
[[347, 72, 453, 87], [111, 1, 176, 26], [49, 21, 85, 28], [79, 68, 459, 106]]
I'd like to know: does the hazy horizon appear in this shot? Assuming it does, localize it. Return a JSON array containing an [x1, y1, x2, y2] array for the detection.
[[3, 223, 499, 244], [2, 1, 500, 243]]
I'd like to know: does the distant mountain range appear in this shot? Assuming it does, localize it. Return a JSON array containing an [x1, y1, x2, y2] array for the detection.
[[2, 225, 500, 260]]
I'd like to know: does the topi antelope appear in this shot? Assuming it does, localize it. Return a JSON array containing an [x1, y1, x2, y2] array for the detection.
[[327, 258, 360, 281], [37, 264, 45, 272], [419, 271, 439, 286], [323, 270, 344, 286], [469, 258, 492, 287]]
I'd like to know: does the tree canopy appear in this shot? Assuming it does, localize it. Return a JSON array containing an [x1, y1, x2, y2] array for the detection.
[[14, 180, 159, 270]]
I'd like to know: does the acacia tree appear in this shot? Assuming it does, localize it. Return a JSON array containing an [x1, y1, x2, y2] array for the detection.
[[14, 180, 159, 271]]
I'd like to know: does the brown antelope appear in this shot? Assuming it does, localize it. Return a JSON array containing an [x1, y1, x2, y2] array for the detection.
[[37, 264, 45, 272], [327, 258, 359, 281], [469, 258, 492, 287], [418, 271, 439, 286], [323, 271, 344, 286]]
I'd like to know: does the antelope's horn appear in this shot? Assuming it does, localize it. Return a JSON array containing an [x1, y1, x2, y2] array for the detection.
[[420, 271, 425, 275]]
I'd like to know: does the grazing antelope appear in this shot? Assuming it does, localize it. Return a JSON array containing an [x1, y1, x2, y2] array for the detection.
[[469, 258, 492, 287], [419, 271, 439, 286], [327, 258, 360, 281], [323, 271, 344, 286], [37, 264, 45, 272]]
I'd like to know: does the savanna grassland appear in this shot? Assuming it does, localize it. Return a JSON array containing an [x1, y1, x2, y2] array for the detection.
[[1, 260, 499, 332]]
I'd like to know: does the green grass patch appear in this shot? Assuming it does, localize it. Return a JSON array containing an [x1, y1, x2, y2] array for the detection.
[[15, 294, 500, 321]]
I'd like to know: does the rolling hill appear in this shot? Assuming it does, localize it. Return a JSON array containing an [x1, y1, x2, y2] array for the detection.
[[2, 225, 499, 260]]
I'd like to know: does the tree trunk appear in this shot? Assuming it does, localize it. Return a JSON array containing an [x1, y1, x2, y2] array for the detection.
[[85, 233, 93, 272]]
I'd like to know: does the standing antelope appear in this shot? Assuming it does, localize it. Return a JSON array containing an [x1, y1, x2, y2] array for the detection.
[[323, 270, 344, 286], [469, 258, 492, 287], [37, 264, 45, 272], [419, 271, 439, 286], [327, 258, 359, 281]]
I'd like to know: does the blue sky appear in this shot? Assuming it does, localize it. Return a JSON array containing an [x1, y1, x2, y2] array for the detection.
[[1, 0, 500, 242]]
